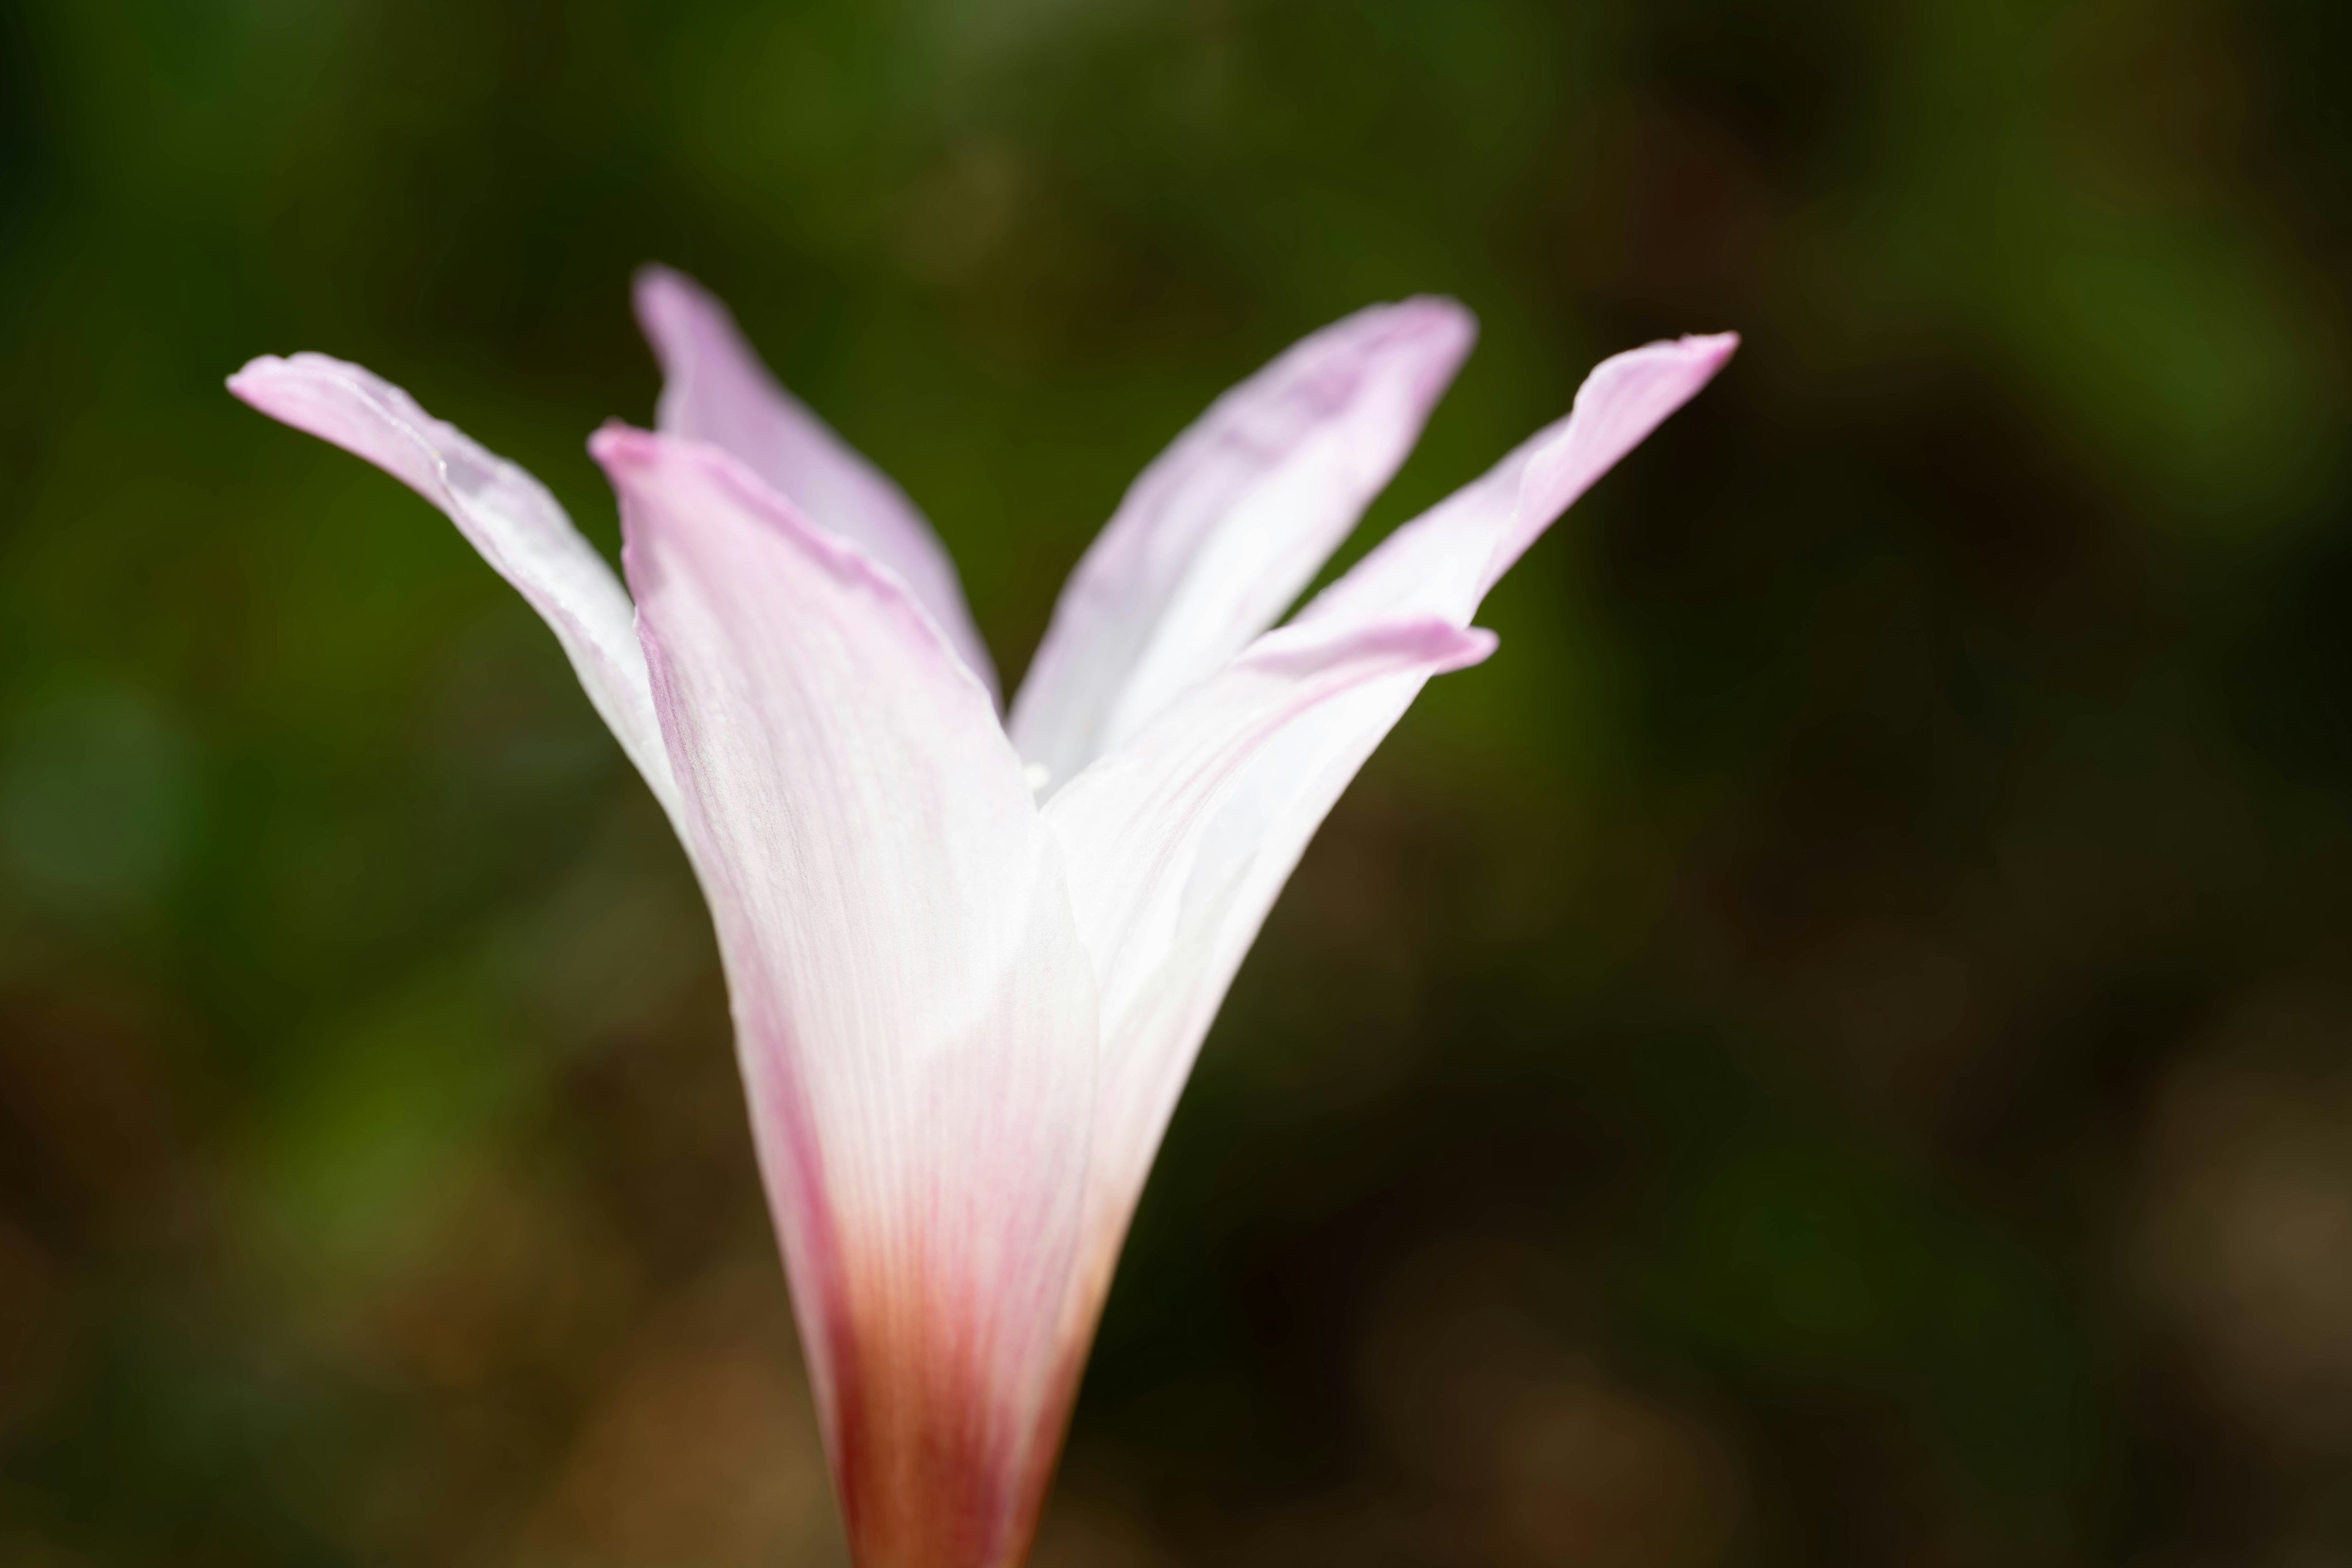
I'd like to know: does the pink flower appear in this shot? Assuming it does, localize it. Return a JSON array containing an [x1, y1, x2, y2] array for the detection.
[[229, 270, 1733, 1567]]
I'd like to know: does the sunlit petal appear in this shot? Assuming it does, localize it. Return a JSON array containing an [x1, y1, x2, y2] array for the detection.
[[227, 352, 684, 832], [1046, 332, 1736, 1297], [596, 424, 1096, 1568], [635, 265, 1001, 700], [1009, 297, 1475, 793]]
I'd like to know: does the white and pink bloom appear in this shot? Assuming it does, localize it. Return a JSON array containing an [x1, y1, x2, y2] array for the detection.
[[230, 272, 1732, 1568]]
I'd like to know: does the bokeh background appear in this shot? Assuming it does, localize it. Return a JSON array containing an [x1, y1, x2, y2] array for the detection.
[[4, 0, 2351, 1563]]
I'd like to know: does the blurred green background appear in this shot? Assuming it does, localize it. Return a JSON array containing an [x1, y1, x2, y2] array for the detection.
[[4, 0, 2351, 1563]]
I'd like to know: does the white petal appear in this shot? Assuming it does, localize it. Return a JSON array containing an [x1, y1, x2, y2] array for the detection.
[[595, 424, 1095, 1567], [1046, 331, 1736, 1291], [634, 265, 1001, 701], [1043, 616, 1493, 1282], [227, 353, 684, 833], [1300, 333, 1741, 630], [1009, 298, 1476, 793]]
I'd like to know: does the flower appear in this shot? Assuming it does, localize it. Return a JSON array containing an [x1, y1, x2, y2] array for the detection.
[[228, 270, 1732, 1568]]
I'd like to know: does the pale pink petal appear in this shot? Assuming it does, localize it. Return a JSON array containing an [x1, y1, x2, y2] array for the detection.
[[633, 265, 1001, 701], [227, 353, 683, 832], [594, 424, 1095, 1568], [1044, 332, 1736, 1301], [1299, 333, 1740, 630], [1041, 615, 1494, 1306], [1008, 297, 1476, 794]]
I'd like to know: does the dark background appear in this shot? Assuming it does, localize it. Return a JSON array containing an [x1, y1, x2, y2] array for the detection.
[[4, 1, 2351, 1564]]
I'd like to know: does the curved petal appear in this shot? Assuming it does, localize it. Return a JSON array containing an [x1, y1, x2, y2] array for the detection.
[[1299, 333, 1740, 630], [1008, 297, 1476, 796], [1042, 616, 1494, 1305], [633, 265, 1001, 701], [595, 424, 1095, 1568], [227, 353, 684, 834], [1045, 331, 1736, 1300]]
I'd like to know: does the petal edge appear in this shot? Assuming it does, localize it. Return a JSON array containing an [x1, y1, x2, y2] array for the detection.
[[228, 353, 685, 832], [633, 265, 1002, 701]]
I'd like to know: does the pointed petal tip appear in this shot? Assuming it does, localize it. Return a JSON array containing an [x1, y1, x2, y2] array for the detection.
[[224, 353, 285, 398], [225, 351, 406, 428], [1377, 295, 1479, 374], [1686, 329, 1740, 364], [631, 262, 707, 330], [224, 352, 325, 414], [1375, 614, 1496, 673], [631, 266, 749, 386], [1248, 612, 1498, 681], [592, 424, 810, 510], [1395, 292, 1478, 337], [632, 258, 686, 292], [1302, 293, 1477, 380], [587, 419, 659, 472], [1453, 622, 1502, 666], [631, 266, 701, 375], [1657, 331, 1740, 384]]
